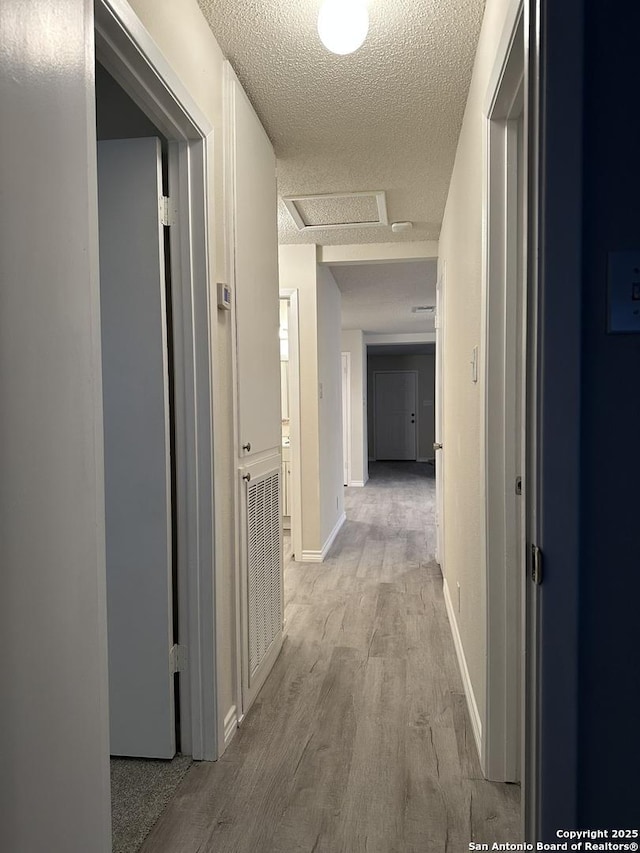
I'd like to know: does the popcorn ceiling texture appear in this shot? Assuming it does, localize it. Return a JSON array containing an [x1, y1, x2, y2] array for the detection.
[[331, 259, 438, 333], [197, 0, 486, 244]]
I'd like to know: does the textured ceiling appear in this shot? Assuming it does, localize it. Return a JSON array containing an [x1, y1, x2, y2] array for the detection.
[[330, 259, 437, 334], [197, 0, 486, 245]]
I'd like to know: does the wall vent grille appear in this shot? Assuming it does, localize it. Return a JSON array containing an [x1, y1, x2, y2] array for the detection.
[[246, 468, 282, 680]]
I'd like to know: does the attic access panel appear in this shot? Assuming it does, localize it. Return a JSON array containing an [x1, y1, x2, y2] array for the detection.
[[282, 190, 388, 231]]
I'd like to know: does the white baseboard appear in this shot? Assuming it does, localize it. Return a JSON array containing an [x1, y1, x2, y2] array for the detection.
[[442, 578, 483, 762], [301, 511, 346, 562], [223, 705, 238, 748], [350, 480, 366, 487]]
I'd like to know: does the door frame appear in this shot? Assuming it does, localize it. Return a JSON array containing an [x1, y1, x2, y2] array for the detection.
[[528, 0, 584, 838], [435, 263, 446, 568], [341, 351, 352, 486], [372, 370, 418, 461], [482, 0, 526, 784], [95, 0, 218, 761], [280, 289, 304, 561]]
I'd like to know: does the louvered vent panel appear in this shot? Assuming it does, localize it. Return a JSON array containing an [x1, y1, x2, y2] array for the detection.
[[246, 468, 282, 680]]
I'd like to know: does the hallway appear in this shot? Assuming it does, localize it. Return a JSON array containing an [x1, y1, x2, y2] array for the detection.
[[140, 463, 519, 853]]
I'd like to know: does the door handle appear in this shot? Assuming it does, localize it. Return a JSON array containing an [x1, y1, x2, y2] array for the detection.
[[242, 473, 251, 482], [433, 442, 443, 451], [242, 442, 251, 452]]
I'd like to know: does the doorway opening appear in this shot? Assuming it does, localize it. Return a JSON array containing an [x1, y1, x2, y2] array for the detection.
[[366, 344, 436, 465], [94, 0, 219, 844], [341, 351, 351, 485], [279, 290, 303, 561], [365, 343, 438, 556], [96, 62, 181, 761]]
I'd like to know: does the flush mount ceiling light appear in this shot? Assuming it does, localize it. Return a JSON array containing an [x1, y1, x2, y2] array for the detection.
[[317, 0, 369, 56]]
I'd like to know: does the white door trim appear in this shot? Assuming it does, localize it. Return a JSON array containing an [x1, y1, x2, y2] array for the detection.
[[481, 0, 526, 785], [95, 0, 218, 761], [95, 0, 212, 139], [224, 61, 244, 731], [341, 352, 352, 486], [528, 0, 584, 837], [435, 263, 446, 569], [280, 289, 304, 561]]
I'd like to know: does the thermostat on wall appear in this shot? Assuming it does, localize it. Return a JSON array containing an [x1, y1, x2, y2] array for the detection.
[[217, 282, 232, 311]]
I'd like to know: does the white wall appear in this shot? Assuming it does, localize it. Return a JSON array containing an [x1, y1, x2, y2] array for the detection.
[[367, 353, 435, 462], [3, 7, 251, 844], [0, 3, 112, 850], [279, 247, 345, 557], [341, 330, 368, 486], [317, 266, 345, 543], [4, 0, 249, 842], [437, 0, 517, 756]]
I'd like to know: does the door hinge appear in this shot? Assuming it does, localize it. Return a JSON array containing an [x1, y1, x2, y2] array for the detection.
[[160, 195, 175, 227], [515, 476, 522, 495], [531, 544, 543, 585], [169, 644, 187, 675]]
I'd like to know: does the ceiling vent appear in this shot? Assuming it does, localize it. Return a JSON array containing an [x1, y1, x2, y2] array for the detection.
[[282, 191, 388, 232]]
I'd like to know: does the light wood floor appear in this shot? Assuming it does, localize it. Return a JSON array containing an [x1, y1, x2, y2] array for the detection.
[[140, 462, 520, 853]]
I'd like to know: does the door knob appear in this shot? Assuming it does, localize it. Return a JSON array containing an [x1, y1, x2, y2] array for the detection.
[[242, 473, 251, 482], [242, 442, 251, 452], [433, 442, 443, 451]]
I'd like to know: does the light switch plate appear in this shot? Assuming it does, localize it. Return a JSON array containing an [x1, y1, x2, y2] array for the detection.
[[608, 251, 640, 333]]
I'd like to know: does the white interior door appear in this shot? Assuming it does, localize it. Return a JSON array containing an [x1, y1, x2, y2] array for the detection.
[[374, 371, 417, 460], [98, 137, 175, 759]]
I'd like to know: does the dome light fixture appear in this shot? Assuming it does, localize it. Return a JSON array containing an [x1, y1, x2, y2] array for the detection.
[[317, 0, 369, 56]]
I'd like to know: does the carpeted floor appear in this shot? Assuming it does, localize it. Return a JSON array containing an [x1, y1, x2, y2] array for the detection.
[[111, 755, 193, 853]]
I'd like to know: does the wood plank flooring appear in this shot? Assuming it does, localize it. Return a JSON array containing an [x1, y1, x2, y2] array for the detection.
[[140, 461, 520, 853]]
